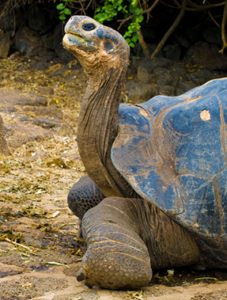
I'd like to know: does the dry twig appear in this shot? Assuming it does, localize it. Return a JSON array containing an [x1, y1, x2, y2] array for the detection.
[[5, 237, 34, 253], [220, 0, 227, 54], [117, 0, 160, 30], [151, 0, 187, 58], [143, 0, 161, 21], [172, 0, 225, 11], [207, 10, 221, 28], [138, 29, 150, 58]]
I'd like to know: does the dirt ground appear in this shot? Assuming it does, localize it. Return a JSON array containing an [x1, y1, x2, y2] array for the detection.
[[0, 54, 227, 300]]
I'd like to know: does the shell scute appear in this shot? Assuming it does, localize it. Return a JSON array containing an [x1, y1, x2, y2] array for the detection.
[[112, 78, 227, 241]]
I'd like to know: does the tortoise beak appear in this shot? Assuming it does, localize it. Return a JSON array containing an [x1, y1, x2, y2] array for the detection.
[[63, 19, 86, 50], [63, 32, 85, 47], [63, 16, 85, 49], [63, 24, 98, 55]]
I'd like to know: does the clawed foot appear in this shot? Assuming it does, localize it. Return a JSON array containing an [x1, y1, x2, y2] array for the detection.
[[77, 248, 152, 290], [76, 197, 152, 290]]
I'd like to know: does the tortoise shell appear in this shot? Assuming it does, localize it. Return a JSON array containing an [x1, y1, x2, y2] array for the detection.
[[112, 78, 227, 255]]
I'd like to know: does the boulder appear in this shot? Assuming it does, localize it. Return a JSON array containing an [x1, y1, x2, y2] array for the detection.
[[186, 68, 218, 86], [175, 34, 191, 49], [53, 23, 75, 64], [0, 90, 75, 149], [0, 114, 11, 155], [184, 42, 227, 71], [155, 68, 175, 86], [25, 6, 54, 35], [136, 58, 173, 84], [125, 80, 158, 102], [0, 29, 11, 58], [41, 32, 54, 51], [15, 27, 44, 57], [203, 26, 222, 46], [176, 80, 196, 96], [159, 85, 175, 96], [163, 44, 181, 61], [0, 90, 47, 106], [137, 64, 156, 84]]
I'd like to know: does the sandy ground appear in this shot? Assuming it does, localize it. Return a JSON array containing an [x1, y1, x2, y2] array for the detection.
[[0, 55, 227, 300]]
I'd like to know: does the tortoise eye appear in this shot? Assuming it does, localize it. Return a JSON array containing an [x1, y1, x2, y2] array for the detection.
[[82, 23, 96, 31]]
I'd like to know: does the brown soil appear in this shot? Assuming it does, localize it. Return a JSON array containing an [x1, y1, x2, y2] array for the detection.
[[0, 54, 227, 300]]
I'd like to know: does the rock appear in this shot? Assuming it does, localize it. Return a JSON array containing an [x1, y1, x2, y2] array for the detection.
[[0, 89, 75, 149], [125, 80, 158, 102], [135, 42, 164, 58], [33, 117, 62, 129], [155, 68, 175, 86], [15, 27, 44, 57], [0, 114, 11, 155], [186, 68, 218, 86], [136, 58, 173, 84], [159, 85, 175, 96], [46, 63, 65, 77], [55, 122, 75, 136], [135, 57, 173, 72], [0, 90, 47, 106], [33, 117, 74, 135], [185, 21, 204, 44], [151, 57, 174, 69], [135, 58, 196, 97], [170, 63, 189, 81], [19, 115, 30, 122], [30, 61, 50, 71], [25, 6, 54, 35], [8, 51, 20, 59], [53, 23, 75, 63], [0, 107, 17, 114], [175, 34, 191, 49], [176, 80, 196, 95], [41, 32, 54, 50], [4, 114, 75, 149], [37, 87, 55, 96], [163, 44, 181, 61], [0, 10, 25, 31], [5, 122, 51, 148], [184, 42, 227, 71], [0, 29, 11, 58], [22, 106, 63, 119], [203, 27, 222, 46], [137, 64, 156, 84]]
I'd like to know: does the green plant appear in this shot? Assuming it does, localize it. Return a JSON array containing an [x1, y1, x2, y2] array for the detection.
[[56, 0, 72, 21], [94, 0, 144, 47]]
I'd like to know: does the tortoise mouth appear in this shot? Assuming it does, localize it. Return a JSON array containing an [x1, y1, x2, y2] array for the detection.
[[65, 30, 86, 43], [63, 31, 98, 56]]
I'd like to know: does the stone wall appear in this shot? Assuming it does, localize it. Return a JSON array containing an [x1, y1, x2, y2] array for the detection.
[[0, 4, 74, 63], [0, 3, 226, 70]]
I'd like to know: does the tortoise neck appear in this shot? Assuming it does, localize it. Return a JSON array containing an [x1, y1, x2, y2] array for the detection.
[[77, 66, 126, 196]]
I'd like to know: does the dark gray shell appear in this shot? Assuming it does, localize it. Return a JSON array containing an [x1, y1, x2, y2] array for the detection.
[[112, 78, 227, 253]]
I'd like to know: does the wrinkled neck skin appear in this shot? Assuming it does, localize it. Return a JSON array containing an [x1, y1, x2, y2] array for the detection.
[[77, 56, 134, 197]]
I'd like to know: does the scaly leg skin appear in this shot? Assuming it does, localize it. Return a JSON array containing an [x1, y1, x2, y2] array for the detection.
[[67, 175, 105, 220], [77, 197, 152, 290], [77, 197, 201, 290]]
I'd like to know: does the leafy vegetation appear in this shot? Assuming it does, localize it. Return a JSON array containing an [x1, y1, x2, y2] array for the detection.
[[53, 0, 227, 55], [56, 0, 72, 21], [0, 0, 226, 54], [94, 0, 143, 47]]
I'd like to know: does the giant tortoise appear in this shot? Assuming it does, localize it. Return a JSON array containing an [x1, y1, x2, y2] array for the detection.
[[63, 15, 227, 290]]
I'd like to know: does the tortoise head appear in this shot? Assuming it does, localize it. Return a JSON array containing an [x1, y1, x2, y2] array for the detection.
[[63, 16, 130, 74]]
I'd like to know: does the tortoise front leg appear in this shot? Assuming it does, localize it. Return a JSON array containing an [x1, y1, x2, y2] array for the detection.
[[77, 197, 152, 290], [67, 175, 105, 220], [77, 197, 200, 290]]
